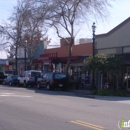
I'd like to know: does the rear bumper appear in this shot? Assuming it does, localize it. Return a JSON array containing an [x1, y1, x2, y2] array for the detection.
[[50, 82, 68, 88], [0, 79, 4, 83]]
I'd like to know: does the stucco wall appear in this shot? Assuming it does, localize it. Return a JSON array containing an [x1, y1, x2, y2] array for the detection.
[[45, 42, 92, 57], [96, 20, 130, 54]]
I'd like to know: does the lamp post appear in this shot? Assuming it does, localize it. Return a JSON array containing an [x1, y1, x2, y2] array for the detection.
[[24, 40, 27, 71], [24, 47, 26, 71], [92, 22, 96, 89]]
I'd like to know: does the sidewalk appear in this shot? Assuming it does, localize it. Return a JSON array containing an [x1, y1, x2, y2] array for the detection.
[[71, 89, 130, 98], [71, 89, 95, 98]]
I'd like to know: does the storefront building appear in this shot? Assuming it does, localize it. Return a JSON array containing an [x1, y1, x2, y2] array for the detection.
[[37, 37, 93, 84], [96, 17, 130, 91]]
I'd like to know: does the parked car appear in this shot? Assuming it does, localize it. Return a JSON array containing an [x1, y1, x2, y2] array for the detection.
[[4, 70, 17, 76], [0, 72, 7, 84], [18, 70, 42, 87], [36, 72, 69, 90], [3, 75, 20, 86]]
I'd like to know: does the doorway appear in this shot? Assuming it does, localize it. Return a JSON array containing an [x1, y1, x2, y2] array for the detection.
[[126, 67, 130, 91]]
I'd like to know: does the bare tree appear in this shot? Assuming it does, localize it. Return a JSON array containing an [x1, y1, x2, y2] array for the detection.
[[0, 1, 26, 74], [15, 0, 49, 69], [27, 0, 114, 74], [0, 0, 49, 72]]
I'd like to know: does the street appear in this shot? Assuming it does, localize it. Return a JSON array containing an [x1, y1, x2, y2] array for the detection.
[[0, 85, 130, 130]]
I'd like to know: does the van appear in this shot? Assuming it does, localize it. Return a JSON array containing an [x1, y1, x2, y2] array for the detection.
[[18, 70, 42, 87]]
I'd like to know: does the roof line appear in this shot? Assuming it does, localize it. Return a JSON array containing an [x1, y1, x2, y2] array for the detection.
[[96, 17, 130, 38]]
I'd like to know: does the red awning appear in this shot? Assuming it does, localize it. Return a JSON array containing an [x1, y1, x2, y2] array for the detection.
[[58, 56, 78, 61], [38, 57, 49, 61]]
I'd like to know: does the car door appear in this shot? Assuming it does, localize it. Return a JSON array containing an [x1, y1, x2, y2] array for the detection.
[[40, 73, 47, 86], [6, 75, 11, 84], [20, 72, 26, 84], [4, 76, 8, 84], [45, 73, 51, 84]]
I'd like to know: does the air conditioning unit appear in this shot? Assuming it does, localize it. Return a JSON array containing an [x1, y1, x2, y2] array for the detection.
[[79, 38, 92, 44]]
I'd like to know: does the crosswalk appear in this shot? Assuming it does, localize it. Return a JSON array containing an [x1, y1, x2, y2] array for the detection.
[[0, 93, 32, 98]]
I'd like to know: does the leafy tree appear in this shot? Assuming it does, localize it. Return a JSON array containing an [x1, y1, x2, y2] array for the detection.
[[83, 53, 124, 89], [83, 53, 124, 73]]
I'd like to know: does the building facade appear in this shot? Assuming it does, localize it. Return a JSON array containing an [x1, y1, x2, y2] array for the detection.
[[37, 38, 92, 79], [0, 59, 8, 72], [95, 17, 130, 90], [7, 41, 46, 75]]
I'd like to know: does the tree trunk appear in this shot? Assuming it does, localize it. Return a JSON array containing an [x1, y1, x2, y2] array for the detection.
[[29, 59, 32, 70], [65, 38, 74, 74], [116, 73, 119, 90]]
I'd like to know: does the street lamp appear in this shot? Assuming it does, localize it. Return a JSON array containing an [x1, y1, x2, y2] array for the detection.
[[92, 22, 96, 57], [92, 22, 96, 89], [24, 40, 27, 71]]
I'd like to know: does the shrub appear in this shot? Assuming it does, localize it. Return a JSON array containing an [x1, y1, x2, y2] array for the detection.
[[91, 89, 127, 96]]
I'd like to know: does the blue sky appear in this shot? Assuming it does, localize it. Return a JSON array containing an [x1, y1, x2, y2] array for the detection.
[[0, 0, 130, 58]]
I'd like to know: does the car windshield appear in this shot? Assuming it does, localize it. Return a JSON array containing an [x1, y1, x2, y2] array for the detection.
[[54, 73, 67, 79], [31, 72, 41, 77]]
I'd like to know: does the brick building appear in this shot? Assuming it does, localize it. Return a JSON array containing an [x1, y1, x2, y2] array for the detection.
[[37, 38, 92, 74]]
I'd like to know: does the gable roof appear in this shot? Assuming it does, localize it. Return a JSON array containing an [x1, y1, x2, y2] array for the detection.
[[96, 17, 130, 38]]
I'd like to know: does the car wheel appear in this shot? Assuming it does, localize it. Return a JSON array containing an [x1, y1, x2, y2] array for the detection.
[[9, 81, 12, 86], [23, 81, 27, 87], [37, 82, 41, 89], [3, 81, 5, 85], [46, 83, 51, 90], [17, 81, 20, 87]]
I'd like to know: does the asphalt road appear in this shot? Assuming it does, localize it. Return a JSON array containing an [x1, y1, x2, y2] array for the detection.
[[0, 85, 130, 130]]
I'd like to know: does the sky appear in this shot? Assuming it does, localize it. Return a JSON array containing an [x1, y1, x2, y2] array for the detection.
[[0, 0, 130, 59]]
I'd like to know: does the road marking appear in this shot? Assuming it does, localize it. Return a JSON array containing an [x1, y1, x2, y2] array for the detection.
[[0, 93, 14, 95], [0, 93, 32, 98], [70, 120, 104, 130]]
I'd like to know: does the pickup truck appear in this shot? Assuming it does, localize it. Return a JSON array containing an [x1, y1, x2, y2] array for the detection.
[[0, 72, 7, 84]]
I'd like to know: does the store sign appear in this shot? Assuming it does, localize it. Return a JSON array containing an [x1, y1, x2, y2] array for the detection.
[[4, 65, 12, 70], [44, 62, 50, 65]]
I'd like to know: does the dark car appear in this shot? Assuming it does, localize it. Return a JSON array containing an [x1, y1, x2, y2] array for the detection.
[[3, 75, 20, 86], [37, 72, 69, 90], [0, 72, 7, 84]]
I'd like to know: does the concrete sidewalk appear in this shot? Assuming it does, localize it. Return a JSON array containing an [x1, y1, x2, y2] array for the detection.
[[71, 89, 95, 98], [71, 89, 130, 99]]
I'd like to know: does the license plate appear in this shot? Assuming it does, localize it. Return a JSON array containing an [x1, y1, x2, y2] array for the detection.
[[59, 84, 63, 87]]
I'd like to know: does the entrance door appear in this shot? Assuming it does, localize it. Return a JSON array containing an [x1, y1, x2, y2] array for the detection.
[[127, 67, 130, 90]]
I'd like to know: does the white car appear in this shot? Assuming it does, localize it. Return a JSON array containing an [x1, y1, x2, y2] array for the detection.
[[18, 70, 42, 87]]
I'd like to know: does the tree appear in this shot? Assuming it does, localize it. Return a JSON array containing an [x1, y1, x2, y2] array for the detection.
[[29, 0, 115, 74], [0, 0, 26, 74], [0, 0, 48, 72], [12, 0, 48, 69], [83, 53, 124, 72], [83, 53, 124, 89]]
